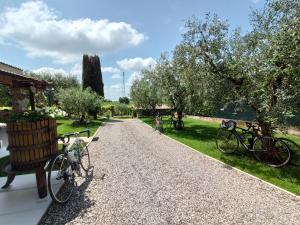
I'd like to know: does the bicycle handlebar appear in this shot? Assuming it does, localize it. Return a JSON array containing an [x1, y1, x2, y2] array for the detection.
[[58, 128, 90, 143]]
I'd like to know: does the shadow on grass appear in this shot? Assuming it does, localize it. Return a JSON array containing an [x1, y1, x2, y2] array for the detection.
[[168, 123, 218, 142]]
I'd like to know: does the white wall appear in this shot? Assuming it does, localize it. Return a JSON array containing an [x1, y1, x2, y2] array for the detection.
[[0, 123, 9, 158]]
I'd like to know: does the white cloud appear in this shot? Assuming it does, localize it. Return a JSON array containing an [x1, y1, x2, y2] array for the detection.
[[102, 67, 122, 79], [117, 57, 156, 71], [127, 71, 141, 85], [33, 63, 82, 80], [102, 67, 121, 74], [33, 67, 67, 75], [0, 1, 146, 64], [252, 0, 260, 3], [70, 63, 82, 77], [109, 84, 122, 91]]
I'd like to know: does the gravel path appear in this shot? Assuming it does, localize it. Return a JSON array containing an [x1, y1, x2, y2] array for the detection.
[[41, 119, 300, 225]]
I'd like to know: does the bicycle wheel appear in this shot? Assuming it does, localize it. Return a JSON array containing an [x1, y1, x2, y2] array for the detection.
[[216, 128, 239, 153], [276, 137, 300, 154], [253, 137, 291, 167], [77, 139, 90, 172], [48, 154, 75, 204]]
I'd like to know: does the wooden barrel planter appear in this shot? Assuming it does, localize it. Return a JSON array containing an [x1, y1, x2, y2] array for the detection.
[[6, 119, 58, 171]]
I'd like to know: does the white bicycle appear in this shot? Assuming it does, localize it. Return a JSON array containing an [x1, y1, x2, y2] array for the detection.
[[47, 129, 91, 204]]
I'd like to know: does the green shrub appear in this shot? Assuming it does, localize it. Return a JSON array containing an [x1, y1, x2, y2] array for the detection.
[[113, 103, 132, 116], [57, 87, 102, 123]]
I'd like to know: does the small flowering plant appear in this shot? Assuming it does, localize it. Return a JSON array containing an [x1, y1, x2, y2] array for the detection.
[[9, 107, 55, 123]]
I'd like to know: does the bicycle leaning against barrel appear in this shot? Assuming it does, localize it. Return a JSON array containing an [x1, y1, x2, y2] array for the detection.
[[45, 129, 91, 204], [216, 120, 291, 167]]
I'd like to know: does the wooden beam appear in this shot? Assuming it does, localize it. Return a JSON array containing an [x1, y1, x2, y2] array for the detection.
[[29, 88, 35, 111]]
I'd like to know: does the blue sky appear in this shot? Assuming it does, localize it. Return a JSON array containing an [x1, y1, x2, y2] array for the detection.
[[0, 0, 265, 100]]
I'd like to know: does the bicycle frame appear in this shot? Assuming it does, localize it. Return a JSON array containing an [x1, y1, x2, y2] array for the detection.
[[230, 127, 256, 152]]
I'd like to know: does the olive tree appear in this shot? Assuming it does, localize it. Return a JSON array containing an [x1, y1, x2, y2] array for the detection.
[[130, 69, 162, 116], [182, 0, 300, 135], [57, 87, 102, 123], [155, 53, 189, 129]]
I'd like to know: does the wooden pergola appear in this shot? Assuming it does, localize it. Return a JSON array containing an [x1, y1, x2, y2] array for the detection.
[[0, 62, 48, 112]]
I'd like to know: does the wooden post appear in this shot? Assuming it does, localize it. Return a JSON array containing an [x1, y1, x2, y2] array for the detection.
[[29, 88, 35, 111], [35, 166, 47, 198]]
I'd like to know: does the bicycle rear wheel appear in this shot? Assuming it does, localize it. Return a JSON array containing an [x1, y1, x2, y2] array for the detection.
[[253, 137, 291, 167], [276, 137, 300, 154], [77, 139, 90, 172], [216, 128, 239, 153], [48, 154, 75, 204]]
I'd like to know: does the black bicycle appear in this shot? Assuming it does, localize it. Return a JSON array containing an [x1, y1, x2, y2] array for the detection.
[[47, 129, 91, 204], [216, 120, 291, 167], [168, 116, 184, 129]]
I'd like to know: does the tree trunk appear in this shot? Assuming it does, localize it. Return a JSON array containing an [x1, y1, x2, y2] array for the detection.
[[93, 111, 97, 120], [257, 117, 272, 137], [152, 106, 156, 118], [175, 111, 183, 130], [80, 114, 85, 124]]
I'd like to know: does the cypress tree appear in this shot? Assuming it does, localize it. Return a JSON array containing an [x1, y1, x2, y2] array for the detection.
[[82, 54, 104, 97]]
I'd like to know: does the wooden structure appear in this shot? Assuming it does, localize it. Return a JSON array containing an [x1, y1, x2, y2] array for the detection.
[[0, 61, 53, 198], [7, 119, 57, 170], [0, 62, 48, 112]]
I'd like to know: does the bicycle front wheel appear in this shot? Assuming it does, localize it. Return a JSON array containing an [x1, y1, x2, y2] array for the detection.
[[253, 137, 291, 167], [78, 139, 91, 172], [216, 128, 239, 153], [48, 154, 75, 204]]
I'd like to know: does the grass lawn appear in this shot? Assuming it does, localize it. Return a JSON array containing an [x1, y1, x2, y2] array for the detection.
[[142, 117, 300, 196], [56, 118, 103, 136]]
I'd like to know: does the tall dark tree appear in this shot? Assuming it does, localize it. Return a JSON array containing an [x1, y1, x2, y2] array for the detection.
[[82, 54, 104, 97]]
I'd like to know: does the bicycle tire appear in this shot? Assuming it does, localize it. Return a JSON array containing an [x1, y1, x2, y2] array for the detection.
[[216, 128, 239, 153], [78, 139, 91, 172], [276, 137, 300, 154], [253, 136, 291, 167], [48, 154, 75, 204]]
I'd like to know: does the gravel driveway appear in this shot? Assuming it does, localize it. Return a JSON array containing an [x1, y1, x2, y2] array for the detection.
[[41, 119, 300, 225]]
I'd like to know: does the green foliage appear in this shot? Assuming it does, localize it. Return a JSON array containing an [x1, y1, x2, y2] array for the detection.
[[180, 0, 300, 133], [27, 71, 80, 90], [82, 54, 104, 97], [113, 103, 132, 116], [101, 104, 114, 116], [0, 85, 11, 106], [8, 109, 54, 123], [119, 97, 130, 104], [57, 87, 103, 123], [130, 68, 162, 114], [130, 0, 300, 132]]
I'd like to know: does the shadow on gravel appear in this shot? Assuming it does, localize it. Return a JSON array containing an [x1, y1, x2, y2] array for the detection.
[[105, 119, 124, 123], [39, 168, 95, 225]]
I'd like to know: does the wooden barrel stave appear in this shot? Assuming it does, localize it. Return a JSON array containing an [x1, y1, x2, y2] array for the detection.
[[7, 119, 58, 171]]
